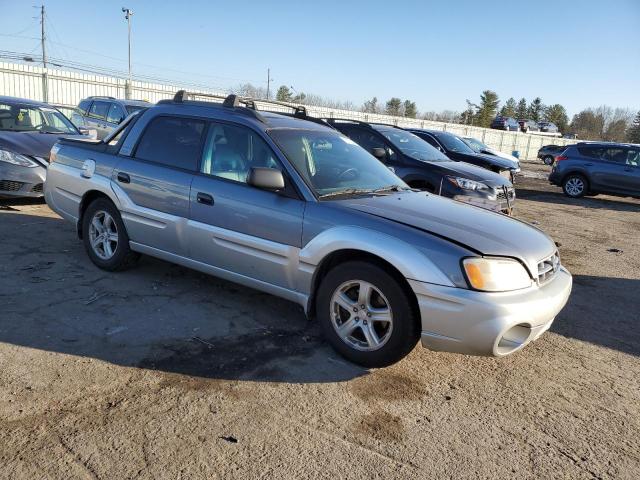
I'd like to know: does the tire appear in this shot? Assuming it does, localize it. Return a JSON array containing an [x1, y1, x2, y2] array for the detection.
[[562, 174, 588, 198], [82, 197, 140, 271], [316, 260, 420, 368], [543, 155, 554, 166]]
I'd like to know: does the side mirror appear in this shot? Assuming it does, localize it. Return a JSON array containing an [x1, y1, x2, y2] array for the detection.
[[78, 127, 98, 139], [371, 147, 386, 160], [247, 167, 285, 191]]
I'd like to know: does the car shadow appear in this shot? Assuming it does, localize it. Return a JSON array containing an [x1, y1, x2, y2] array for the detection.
[[0, 206, 367, 384], [551, 275, 640, 357], [516, 187, 640, 213]]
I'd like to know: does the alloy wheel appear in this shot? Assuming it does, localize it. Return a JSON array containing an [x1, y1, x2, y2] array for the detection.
[[565, 177, 584, 197], [88, 210, 119, 260], [330, 280, 393, 351]]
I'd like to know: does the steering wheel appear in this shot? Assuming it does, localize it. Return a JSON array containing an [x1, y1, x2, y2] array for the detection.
[[338, 168, 359, 181]]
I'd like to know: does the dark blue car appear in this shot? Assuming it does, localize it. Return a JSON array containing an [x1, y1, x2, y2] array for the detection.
[[548, 142, 640, 198]]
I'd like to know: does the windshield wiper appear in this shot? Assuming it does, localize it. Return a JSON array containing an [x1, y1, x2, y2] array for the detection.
[[371, 184, 407, 194], [318, 188, 375, 199]]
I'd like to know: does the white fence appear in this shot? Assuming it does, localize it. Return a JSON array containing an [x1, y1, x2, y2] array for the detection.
[[0, 61, 577, 161]]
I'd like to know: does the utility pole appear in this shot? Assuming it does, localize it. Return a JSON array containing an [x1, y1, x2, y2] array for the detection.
[[122, 7, 133, 99], [40, 4, 48, 102], [266, 68, 271, 100], [40, 5, 46, 68]]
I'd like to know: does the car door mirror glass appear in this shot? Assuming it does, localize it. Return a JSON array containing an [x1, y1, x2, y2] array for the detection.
[[247, 167, 285, 191]]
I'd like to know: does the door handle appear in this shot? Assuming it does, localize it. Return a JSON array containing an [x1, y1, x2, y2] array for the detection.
[[196, 192, 214, 206], [116, 172, 130, 184]]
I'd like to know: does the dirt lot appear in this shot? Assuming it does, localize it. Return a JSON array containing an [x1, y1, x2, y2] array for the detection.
[[1, 162, 639, 479]]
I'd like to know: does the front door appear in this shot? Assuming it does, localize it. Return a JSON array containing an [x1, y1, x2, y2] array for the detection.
[[113, 115, 205, 256], [188, 121, 305, 290]]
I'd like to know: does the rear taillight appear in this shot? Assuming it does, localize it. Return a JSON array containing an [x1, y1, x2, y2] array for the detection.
[[556, 155, 568, 162]]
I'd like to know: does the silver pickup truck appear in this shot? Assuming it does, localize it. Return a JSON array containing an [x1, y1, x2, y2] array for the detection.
[[44, 91, 572, 367]]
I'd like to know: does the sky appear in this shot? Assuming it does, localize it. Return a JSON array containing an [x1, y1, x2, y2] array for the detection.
[[1, 0, 639, 117]]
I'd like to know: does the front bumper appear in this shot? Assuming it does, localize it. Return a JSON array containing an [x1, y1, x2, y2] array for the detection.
[[0, 163, 46, 198], [409, 266, 572, 356]]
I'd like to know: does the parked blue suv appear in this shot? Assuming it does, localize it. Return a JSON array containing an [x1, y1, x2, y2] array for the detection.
[[549, 142, 640, 198]]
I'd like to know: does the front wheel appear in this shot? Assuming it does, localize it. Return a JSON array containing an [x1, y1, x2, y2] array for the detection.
[[316, 261, 420, 367], [543, 155, 555, 165], [562, 174, 588, 198]]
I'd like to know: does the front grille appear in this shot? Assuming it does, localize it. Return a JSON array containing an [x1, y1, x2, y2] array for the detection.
[[0, 180, 24, 192], [31, 183, 44, 193], [496, 188, 516, 201], [537, 251, 560, 284]]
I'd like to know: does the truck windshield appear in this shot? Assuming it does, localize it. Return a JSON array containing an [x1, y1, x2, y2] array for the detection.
[[379, 128, 449, 162], [0, 103, 78, 134], [269, 128, 409, 198]]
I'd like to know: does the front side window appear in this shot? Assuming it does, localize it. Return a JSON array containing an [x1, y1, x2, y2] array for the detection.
[[135, 116, 205, 171], [106, 104, 126, 124], [0, 102, 77, 133], [269, 128, 408, 198], [434, 132, 475, 154], [627, 148, 639, 167], [200, 122, 279, 184]]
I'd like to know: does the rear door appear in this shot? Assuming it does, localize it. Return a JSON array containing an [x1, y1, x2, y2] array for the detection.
[[188, 120, 305, 289], [113, 115, 205, 256], [596, 147, 635, 194]]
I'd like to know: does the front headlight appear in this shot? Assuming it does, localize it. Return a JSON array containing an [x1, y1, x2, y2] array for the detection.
[[447, 176, 488, 190], [0, 149, 39, 168], [462, 257, 532, 292]]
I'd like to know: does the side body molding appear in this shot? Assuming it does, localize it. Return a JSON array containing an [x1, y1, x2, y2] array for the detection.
[[297, 226, 455, 297]]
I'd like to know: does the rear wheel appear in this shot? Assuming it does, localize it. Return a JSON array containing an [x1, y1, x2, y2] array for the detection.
[[543, 155, 554, 165], [562, 174, 588, 198], [82, 198, 140, 271], [316, 261, 420, 367]]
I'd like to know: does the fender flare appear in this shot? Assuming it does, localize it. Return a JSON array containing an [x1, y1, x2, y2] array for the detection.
[[299, 226, 455, 287]]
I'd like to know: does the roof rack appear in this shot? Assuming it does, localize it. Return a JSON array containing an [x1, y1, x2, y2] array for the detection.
[[323, 117, 405, 130]]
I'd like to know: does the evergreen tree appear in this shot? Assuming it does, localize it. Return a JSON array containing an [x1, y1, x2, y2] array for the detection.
[[544, 104, 569, 133], [527, 97, 544, 122], [516, 98, 528, 120], [627, 111, 640, 143], [385, 97, 403, 116], [475, 90, 500, 127], [403, 100, 417, 118], [499, 97, 517, 117], [275, 85, 293, 102]]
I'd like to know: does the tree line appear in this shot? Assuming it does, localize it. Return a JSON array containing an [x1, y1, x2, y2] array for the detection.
[[244, 83, 640, 143], [462, 90, 638, 142]]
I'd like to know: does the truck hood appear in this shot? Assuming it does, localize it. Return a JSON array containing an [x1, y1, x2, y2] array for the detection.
[[336, 191, 555, 275], [428, 160, 512, 187], [0, 131, 80, 160]]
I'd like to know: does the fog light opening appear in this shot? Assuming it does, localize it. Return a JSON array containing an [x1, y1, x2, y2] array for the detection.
[[496, 324, 531, 355]]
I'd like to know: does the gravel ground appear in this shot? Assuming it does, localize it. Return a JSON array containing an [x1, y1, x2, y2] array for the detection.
[[1, 162, 639, 479]]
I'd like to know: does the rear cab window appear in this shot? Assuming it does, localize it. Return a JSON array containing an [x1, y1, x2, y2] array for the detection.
[[134, 116, 206, 171]]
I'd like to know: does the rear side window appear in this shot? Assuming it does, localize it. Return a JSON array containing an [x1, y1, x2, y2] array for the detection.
[[88, 101, 109, 120], [78, 99, 92, 115], [603, 148, 628, 164], [577, 146, 605, 159], [134, 116, 205, 171], [627, 148, 639, 167]]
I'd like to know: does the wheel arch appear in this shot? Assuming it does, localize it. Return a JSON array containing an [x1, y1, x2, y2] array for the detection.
[[77, 189, 118, 239], [299, 226, 454, 317]]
